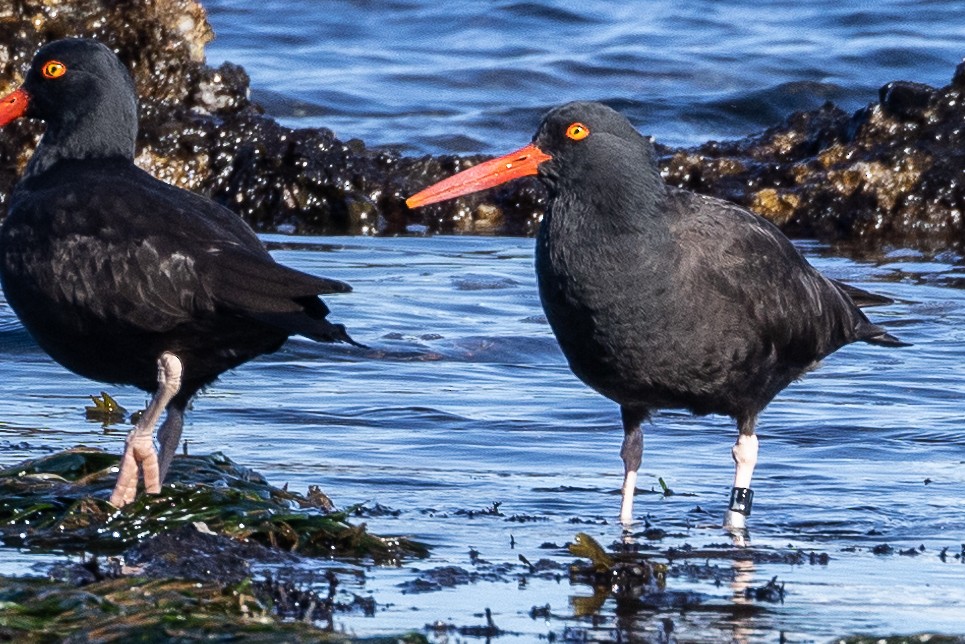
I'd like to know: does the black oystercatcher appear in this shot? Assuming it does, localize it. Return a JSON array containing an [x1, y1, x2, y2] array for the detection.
[[0, 38, 358, 507], [407, 101, 907, 531]]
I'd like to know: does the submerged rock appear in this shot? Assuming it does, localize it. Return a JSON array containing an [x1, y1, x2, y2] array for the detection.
[[0, 0, 963, 250]]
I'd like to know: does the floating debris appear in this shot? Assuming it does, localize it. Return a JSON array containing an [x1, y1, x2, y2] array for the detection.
[[567, 532, 670, 616], [84, 391, 127, 425], [568, 532, 614, 572], [743, 575, 786, 603], [425, 607, 514, 639]]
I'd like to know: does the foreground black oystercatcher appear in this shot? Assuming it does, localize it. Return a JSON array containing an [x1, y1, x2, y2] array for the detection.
[[0, 38, 358, 507], [407, 101, 907, 531]]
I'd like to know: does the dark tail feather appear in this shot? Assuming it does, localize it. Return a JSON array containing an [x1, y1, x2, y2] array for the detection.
[[250, 311, 367, 348], [861, 324, 912, 348], [306, 321, 367, 348], [833, 279, 894, 308]]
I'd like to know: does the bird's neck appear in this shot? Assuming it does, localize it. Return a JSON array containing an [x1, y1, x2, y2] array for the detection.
[[23, 106, 137, 181], [547, 169, 669, 240]]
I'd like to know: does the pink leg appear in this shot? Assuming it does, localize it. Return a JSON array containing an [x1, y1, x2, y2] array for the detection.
[[109, 352, 183, 508]]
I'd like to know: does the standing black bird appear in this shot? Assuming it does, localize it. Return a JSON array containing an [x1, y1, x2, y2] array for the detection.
[[407, 101, 906, 531], [0, 38, 358, 507]]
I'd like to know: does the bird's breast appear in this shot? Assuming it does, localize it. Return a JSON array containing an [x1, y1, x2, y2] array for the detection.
[[535, 223, 670, 404]]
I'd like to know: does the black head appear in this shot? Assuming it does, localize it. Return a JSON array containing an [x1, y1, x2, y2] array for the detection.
[[406, 100, 664, 210], [0, 38, 138, 175], [531, 101, 661, 196]]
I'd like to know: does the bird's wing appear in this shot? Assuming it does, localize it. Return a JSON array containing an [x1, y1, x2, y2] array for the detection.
[[8, 164, 352, 340], [668, 190, 873, 365]]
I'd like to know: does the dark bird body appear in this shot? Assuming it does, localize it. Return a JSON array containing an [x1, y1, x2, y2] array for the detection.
[[407, 101, 905, 531], [537, 184, 893, 420], [0, 38, 356, 506]]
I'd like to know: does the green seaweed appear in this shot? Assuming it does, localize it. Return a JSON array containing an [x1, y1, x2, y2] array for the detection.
[[567, 531, 668, 617], [568, 532, 614, 572], [0, 575, 430, 643], [0, 447, 427, 562], [657, 476, 674, 496]]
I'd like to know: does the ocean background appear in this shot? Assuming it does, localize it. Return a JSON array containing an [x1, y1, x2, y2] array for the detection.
[[202, 0, 965, 156], [2, 1, 964, 640]]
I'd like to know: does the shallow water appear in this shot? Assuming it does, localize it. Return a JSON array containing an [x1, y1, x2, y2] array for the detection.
[[1, 236, 963, 639]]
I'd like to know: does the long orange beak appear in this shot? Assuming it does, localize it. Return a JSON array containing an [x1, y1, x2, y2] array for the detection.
[[0, 88, 29, 127], [406, 142, 551, 208]]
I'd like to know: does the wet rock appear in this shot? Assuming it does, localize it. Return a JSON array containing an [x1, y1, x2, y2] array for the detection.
[[660, 67, 965, 252], [567, 532, 667, 611], [123, 523, 288, 583], [743, 575, 785, 603], [1, 1, 963, 250]]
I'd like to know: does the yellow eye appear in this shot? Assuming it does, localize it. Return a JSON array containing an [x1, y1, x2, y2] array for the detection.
[[42, 60, 67, 79], [565, 122, 589, 141]]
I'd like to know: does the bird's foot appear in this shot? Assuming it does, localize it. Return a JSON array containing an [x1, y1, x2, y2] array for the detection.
[[109, 430, 161, 507], [109, 352, 184, 508]]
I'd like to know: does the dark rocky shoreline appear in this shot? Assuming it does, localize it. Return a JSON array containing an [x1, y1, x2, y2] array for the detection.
[[2, 0, 964, 249]]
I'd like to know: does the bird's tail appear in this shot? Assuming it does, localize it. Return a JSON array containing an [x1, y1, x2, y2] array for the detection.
[[860, 323, 911, 348], [833, 279, 895, 308], [251, 310, 365, 347], [302, 320, 366, 348]]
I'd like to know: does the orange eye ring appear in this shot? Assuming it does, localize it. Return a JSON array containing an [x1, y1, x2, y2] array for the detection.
[[565, 122, 589, 141], [42, 60, 67, 79]]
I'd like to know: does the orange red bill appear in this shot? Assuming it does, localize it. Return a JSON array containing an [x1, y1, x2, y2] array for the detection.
[[406, 142, 551, 208], [0, 88, 29, 127]]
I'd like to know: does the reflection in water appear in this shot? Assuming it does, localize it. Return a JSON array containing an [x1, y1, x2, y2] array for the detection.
[[730, 557, 756, 644]]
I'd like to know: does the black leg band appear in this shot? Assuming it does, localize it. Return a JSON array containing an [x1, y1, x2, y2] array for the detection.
[[729, 487, 753, 516]]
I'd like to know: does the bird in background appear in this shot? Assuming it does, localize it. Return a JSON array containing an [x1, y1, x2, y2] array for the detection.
[[0, 38, 359, 507], [407, 101, 907, 533]]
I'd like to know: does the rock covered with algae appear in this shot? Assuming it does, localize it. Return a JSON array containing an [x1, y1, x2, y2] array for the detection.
[[0, 573, 430, 642], [0, 447, 427, 562], [0, 447, 429, 639], [661, 68, 965, 252], [566, 532, 676, 616], [0, 0, 963, 249]]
